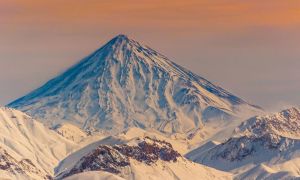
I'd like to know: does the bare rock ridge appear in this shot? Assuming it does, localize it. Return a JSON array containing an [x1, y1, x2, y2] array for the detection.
[[8, 34, 260, 134]]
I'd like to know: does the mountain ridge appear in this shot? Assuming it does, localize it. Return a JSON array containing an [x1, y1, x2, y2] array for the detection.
[[188, 107, 300, 179]]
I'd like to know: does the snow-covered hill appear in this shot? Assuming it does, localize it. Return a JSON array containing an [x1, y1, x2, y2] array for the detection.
[[56, 136, 232, 180], [0, 107, 78, 179], [187, 107, 300, 179], [8, 34, 260, 134]]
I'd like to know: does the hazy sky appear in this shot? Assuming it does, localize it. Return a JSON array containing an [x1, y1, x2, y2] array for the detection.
[[1, 0, 300, 110]]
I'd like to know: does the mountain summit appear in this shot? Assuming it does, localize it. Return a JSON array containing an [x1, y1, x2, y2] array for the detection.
[[8, 34, 260, 134]]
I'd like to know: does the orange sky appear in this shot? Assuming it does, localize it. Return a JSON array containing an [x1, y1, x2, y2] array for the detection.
[[2, 0, 300, 31], [1, 1, 300, 109]]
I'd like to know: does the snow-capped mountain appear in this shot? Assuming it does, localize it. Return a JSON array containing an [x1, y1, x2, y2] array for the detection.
[[8, 34, 260, 134], [187, 107, 300, 179], [0, 107, 78, 179], [56, 136, 232, 180]]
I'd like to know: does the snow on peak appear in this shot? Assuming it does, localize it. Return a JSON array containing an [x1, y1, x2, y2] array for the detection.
[[8, 34, 260, 134]]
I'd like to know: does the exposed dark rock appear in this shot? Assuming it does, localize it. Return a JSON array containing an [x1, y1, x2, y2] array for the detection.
[[61, 137, 181, 179]]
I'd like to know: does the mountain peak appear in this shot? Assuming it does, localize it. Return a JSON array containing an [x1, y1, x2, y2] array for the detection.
[[102, 34, 143, 59], [107, 34, 136, 48], [114, 34, 130, 40], [110, 34, 131, 44], [8, 35, 260, 134]]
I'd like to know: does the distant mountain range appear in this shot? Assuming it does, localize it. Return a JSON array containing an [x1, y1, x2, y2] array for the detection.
[[8, 34, 260, 134]]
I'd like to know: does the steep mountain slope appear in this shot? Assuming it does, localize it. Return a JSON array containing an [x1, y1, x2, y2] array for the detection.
[[188, 107, 300, 179], [8, 34, 260, 134], [56, 136, 232, 180], [0, 107, 78, 179]]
